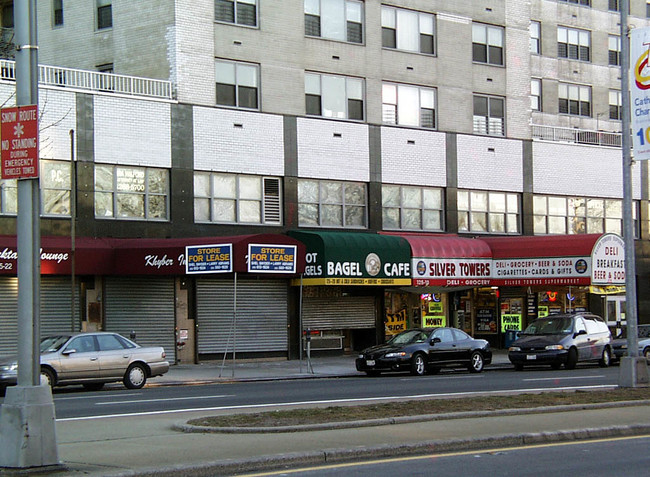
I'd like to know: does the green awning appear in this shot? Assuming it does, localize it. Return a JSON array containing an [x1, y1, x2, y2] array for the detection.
[[288, 230, 411, 286]]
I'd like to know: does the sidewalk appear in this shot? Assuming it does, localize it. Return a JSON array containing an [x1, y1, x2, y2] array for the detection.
[[3, 352, 650, 477]]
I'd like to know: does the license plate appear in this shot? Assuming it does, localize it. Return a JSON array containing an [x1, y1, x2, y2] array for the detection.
[[366, 359, 375, 366], [526, 354, 537, 360]]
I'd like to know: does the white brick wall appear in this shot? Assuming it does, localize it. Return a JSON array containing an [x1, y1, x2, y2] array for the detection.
[[381, 127, 447, 187], [193, 107, 285, 175], [297, 118, 369, 181], [457, 135, 523, 191], [533, 141, 641, 199], [94, 96, 171, 167]]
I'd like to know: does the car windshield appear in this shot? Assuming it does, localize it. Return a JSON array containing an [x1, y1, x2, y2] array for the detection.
[[522, 317, 573, 335], [388, 330, 429, 345], [40, 335, 71, 353]]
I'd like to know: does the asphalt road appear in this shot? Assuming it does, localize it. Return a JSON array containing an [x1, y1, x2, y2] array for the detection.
[[242, 435, 650, 477], [33, 365, 622, 419]]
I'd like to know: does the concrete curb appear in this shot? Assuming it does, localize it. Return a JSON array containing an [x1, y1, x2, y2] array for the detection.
[[173, 399, 650, 434], [96, 423, 650, 477]]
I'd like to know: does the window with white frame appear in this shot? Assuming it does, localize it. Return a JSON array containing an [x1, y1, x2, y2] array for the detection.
[[194, 172, 281, 224], [94, 165, 169, 220], [472, 23, 504, 66], [559, 0, 590, 5], [382, 185, 443, 231], [608, 35, 621, 66], [215, 60, 259, 109], [557, 26, 590, 62], [531, 79, 542, 111], [305, 0, 363, 44], [0, 160, 72, 216], [381, 6, 435, 55], [298, 179, 366, 228], [533, 195, 637, 236], [382, 83, 436, 129], [305, 72, 364, 120], [215, 0, 257, 27], [558, 83, 591, 117], [53, 0, 63, 27], [96, 0, 112, 30], [473, 95, 505, 136], [530, 21, 540, 54], [457, 190, 520, 234], [609, 90, 621, 120]]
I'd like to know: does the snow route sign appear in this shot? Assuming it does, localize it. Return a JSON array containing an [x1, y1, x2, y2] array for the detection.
[[1, 105, 39, 179]]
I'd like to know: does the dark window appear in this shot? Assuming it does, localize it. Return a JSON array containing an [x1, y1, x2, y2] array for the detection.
[[216, 83, 237, 107], [238, 85, 258, 109], [215, 0, 235, 23], [609, 103, 621, 120], [382, 27, 396, 48], [420, 108, 435, 129], [348, 99, 363, 120], [305, 14, 321, 37], [608, 0, 620, 11], [420, 34, 434, 55], [236, 2, 256, 26], [306, 94, 322, 116], [473, 43, 488, 63], [216, 0, 256, 27], [53, 0, 63, 26], [97, 4, 112, 30], [347, 21, 362, 44]]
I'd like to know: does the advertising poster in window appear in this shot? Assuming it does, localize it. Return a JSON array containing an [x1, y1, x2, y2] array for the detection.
[[476, 308, 496, 333]]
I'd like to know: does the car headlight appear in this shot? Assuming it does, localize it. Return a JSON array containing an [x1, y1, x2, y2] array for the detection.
[[508, 346, 521, 352], [545, 345, 564, 350], [358, 354, 364, 359], [620, 344, 628, 349], [385, 351, 409, 358]]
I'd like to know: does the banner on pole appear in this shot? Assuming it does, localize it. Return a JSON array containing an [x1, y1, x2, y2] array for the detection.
[[630, 27, 650, 160]]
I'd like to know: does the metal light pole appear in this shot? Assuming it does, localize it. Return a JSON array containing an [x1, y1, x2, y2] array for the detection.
[[619, 0, 649, 387], [0, 0, 59, 468]]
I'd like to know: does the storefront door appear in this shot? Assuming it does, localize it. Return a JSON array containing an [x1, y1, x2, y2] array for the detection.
[[606, 296, 626, 333]]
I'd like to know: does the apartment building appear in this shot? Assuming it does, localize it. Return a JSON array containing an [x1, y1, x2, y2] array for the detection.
[[0, 0, 647, 362]]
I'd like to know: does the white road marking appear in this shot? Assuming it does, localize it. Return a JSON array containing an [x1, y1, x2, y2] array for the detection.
[[54, 392, 143, 401], [95, 394, 232, 405], [523, 375, 605, 382]]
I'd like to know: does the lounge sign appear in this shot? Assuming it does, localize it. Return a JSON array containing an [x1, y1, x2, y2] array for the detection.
[[248, 244, 297, 273], [185, 244, 232, 274]]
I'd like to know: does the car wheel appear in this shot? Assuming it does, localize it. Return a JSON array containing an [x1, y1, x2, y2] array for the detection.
[[565, 348, 578, 370], [83, 383, 105, 392], [365, 370, 381, 377], [644, 347, 650, 363], [468, 351, 484, 373], [40, 367, 55, 388], [514, 364, 524, 371], [123, 363, 147, 389], [410, 353, 426, 376], [598, 348, 612, 368]]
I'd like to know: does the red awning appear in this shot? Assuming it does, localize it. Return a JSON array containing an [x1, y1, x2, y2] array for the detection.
[[0, 235, 114, 275], [480, 234, 603, 258], [386, 233, 492, 258], [111, 234, 306, 275]]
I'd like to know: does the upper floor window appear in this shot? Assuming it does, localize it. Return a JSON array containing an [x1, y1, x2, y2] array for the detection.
[[558, 83, 591, 117], [94, 165, 169, 221], [305, 72, 364, 120], [0, 160, 71, 217], [53, 0, 63, 27], [608, 35, 621, 66], [608, 0, 621, 12], [533, 195, 637, 237], [530, 21, 540, 54], [382, 82, 436, 129], [472, 23, 504, 66], [215, 60, 259, 109], [215, 0, 257, 27], [382, 184, 443, 231], [647, 0, 650, 18], [473, 94, 505, 136], [381, 6, 435, 55], [531, 79, 542, 111], [609, 90, 622, 120], [305, 0, 363, 44], [194, 172, 281, 225], [558, 0, 590, 5], [96, 0, 112, 30], [298, 179, 366, 228], [557, 26, 590, 62], [458, 190, 520, 234]]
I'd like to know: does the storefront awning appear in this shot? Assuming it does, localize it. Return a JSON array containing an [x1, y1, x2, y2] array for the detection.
[[0, 235, 114, 275], [288, 230, 411, 285], [111, 234, 306, 276], [382, 233, 493, 287]]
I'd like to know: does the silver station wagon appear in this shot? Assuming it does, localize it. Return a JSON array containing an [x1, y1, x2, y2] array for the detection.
[[0, 332, 169, 392]]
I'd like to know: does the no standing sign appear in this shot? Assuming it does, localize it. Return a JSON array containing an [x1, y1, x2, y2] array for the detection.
[[1, 104, 39, 179]]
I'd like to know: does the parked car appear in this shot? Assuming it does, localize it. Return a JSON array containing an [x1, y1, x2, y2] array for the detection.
[[508, 313, 612, 370], [356, 327, 492, 376], [612, 332, 650, 363], [0, 332, 169, 393]]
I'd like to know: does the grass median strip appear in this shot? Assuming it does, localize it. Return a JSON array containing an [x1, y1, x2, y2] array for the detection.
[[187, 387, 650, 429]]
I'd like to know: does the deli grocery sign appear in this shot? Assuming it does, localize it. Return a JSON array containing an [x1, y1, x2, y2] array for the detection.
[[1, 105, 39, 179]]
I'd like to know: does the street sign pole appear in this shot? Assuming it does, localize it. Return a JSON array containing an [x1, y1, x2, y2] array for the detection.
[[0, 0, 59, 468]]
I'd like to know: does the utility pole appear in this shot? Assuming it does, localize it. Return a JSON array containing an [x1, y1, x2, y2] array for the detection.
[[0, 0, 60, 468]]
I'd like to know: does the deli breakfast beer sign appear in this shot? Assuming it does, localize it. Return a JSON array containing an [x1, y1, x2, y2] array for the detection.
[[1, 105, 39, 179]]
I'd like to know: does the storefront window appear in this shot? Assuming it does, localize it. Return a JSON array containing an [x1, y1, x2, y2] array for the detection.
[[298, 179, 367, 228], [94, 164, 169, 220], [458, 189, 520, 234]]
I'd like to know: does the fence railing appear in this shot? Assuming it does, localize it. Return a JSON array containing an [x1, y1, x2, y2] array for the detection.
[[532, 124, 621, 147], [0, 59, 173, 100]]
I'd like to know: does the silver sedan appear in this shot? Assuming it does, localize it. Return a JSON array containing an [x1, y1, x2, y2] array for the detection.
[[0, 332, 169, 392]]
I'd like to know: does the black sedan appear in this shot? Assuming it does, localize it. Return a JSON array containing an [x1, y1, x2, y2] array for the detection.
[[356, 327, 492, 376]]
